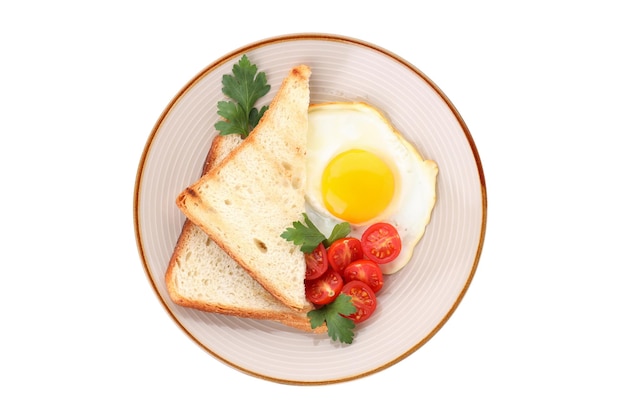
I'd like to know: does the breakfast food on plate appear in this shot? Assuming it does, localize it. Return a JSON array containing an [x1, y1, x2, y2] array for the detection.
[[165, 134, 320, 332], [304, 102, 439, 274], [170, 56, 439, 344], [281, 102, 438, 342], [176, 64, 312, 312]]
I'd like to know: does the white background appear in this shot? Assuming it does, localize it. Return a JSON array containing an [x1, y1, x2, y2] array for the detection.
[[2, 1, 624, 415]]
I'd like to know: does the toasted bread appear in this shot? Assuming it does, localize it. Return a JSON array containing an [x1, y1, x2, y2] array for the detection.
[[176, 65, 312, 311], [166, 134, 317, 332]]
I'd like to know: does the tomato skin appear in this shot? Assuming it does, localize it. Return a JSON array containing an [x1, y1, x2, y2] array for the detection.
[[361, 222, 402, 264], [341, 281, 377, 323], [343, 259, 384, 293], [304, 243, 329, 280], [327, 237, 363, 274], [305, 270, 344, 305]]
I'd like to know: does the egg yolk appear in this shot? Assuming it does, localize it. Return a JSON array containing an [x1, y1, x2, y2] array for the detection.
[[321, 149, 395, 224]]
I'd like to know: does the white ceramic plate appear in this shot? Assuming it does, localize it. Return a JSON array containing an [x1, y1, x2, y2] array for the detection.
[[134, 33, 486, 384]]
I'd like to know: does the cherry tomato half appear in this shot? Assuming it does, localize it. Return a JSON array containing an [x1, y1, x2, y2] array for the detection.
[[327, 237, 363, 274], [304, 243, 328, 280], [361, 222, 402, 264], [343, 259, 384, 293], [341, 281, 377, 323], [305, 269, 344, 305]]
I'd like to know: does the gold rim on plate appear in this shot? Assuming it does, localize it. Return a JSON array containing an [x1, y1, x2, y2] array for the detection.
[[134, 33, 487, 385]]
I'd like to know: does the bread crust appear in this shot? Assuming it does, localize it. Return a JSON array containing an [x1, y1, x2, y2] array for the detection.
[[166, 134, 321, 332], [176, 65, 312, 311]]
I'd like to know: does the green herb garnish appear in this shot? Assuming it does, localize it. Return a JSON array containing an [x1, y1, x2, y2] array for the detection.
[[281, 213, 350, 253], [214, 55, 271, 138], [308, 294, 357, 344], [325, 221, 351, 246]]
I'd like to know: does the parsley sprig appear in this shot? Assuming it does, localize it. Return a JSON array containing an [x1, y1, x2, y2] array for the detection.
[[214, 55, 271, 138], [308, 294, 357, 344], [281, 213, 350, 253]]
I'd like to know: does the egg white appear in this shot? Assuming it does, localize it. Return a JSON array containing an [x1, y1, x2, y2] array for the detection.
[[305, 102, 438, 274]]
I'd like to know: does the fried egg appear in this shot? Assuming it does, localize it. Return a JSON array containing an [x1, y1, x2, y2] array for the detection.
[[305, 102, 438, 274]]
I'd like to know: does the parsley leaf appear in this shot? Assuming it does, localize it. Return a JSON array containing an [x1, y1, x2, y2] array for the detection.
[[280, 214, 326, 253], [308, 294, 357, 344], [281, 213, 351, 253], [214, 55, 270, 138], [325, 222, 351, 246]]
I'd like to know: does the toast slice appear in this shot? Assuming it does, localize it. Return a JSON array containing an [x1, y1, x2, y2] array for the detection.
[[166, 134, 317, 332], [176, 65, 312, 311]]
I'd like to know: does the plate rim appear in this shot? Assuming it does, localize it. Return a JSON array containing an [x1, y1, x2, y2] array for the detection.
[[133, 32, 488, 385]]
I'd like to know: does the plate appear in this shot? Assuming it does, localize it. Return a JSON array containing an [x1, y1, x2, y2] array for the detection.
[[134, 33, 486, 384]]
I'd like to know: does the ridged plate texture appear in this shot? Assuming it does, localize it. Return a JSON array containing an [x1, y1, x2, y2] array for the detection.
[[134, 33, 486, 384]]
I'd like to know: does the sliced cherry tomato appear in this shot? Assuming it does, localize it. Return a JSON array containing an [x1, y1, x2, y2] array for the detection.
[[304, 243, 328, 280], [327, 237, 363, 274], [305, 270, 344, 305], [343, 259, 384, 293], [341, 280, 377, 323], [361, 222, 402, 264]]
